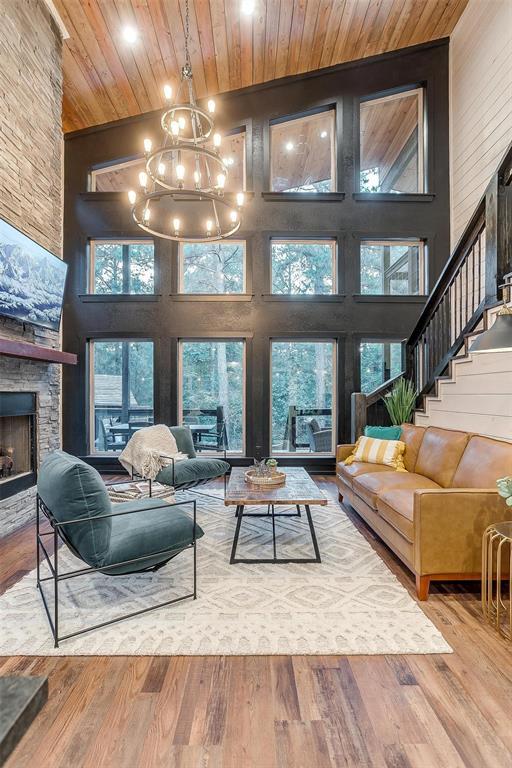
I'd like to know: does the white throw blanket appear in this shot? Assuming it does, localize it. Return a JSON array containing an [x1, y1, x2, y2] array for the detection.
[[119, 424, 188, 481]]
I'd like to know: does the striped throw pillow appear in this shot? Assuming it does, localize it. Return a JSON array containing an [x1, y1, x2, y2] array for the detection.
[[344, 436, 407, 471]]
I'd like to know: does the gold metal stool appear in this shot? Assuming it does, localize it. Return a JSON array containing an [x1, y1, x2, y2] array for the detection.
[[482, 521, 512, 640]]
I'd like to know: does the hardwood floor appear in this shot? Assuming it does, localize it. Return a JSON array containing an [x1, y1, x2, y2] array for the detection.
[[1, 477, 511, 768]]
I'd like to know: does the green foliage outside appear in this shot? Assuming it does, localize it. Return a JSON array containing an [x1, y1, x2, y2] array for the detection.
[[93, 340, 154, 408], [93, 242, 154, 294], [360, 342, 403, 394], [272, 242, 334, 294], [181, 341, 244, 451], [182, 243, 244, 293], [271, 341, 333, 452]]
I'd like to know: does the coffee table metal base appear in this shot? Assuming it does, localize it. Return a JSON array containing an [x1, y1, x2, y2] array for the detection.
[[229, 504, 321, 565]]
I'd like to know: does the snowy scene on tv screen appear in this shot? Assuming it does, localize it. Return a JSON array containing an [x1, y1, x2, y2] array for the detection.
[[0, 218, 67, 331]]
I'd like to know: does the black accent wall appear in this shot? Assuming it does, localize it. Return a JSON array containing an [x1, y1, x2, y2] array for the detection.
[[63, 39, 450, 473]]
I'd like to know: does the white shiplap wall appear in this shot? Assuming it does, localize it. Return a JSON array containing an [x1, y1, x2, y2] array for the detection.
[[449, 0, 512, 248]]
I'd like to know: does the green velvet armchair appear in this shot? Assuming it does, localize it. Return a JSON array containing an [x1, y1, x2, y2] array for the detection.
[[36, 450, 203, 647]]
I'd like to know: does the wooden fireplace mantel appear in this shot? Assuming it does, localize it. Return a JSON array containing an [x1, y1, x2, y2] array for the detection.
[[0, 338, 77, 365]]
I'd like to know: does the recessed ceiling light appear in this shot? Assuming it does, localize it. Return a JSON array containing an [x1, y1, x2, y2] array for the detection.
[[241, 0, 255, 14], [122, 26, 138, 44], [285, 141, 294, 151], [320, 130, 328, 138]]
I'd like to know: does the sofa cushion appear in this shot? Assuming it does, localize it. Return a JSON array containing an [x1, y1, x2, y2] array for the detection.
[[452, 435, 512, 488], [104, 499, 204, 575], [170, 426, 196, 458], [344, 436, 407, 471], [157, 457, 229, 488], [376, 491, 416, 543], [37, 450, 111, 566], [336, 461, 396, 488], [364, 425, 402, 440], [353, 471, 441, 510], [415, 427, 470, 487], [400, 423, 426, 473]]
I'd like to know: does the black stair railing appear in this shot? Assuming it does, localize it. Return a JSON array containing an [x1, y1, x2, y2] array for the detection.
[[406, 142, 512, 398]]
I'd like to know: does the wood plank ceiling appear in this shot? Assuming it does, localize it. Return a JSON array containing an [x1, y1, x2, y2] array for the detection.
[[56, 0, 469, 133]]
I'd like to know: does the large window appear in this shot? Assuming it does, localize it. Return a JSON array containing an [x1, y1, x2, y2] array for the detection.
[[89, 240, 155, 294], [360, 240, 425, 295], [360, 341, 403, 394], [90, 340, 154, 452], [270, 109, 335, 193], [179, 340, 245, 453], [271, 341, 335, 454], [90, 158, 146, 192], [360, 88, 424, 193], [89, 131, 245, 193], [179, 241, 245, 294], [271, 240, 336, 295]]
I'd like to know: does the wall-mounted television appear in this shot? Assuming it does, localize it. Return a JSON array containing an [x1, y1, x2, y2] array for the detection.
[[0, 217, 67, 332]]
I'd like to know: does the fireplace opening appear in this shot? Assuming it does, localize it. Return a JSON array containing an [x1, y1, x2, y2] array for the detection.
[[0, 393, 37, 500]]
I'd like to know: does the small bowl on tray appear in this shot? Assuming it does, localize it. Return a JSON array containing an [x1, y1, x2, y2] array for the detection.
[[244, 468, 286, 486]]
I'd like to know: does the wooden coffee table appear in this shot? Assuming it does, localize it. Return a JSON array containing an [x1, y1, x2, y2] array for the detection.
[[224, 467, 326, 564]]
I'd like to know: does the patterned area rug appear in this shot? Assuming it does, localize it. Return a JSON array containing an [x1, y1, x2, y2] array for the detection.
[[0, 493, 451, 655]]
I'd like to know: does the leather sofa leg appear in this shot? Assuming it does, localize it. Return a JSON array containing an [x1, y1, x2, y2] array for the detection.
[[416, 574, 430, 601]]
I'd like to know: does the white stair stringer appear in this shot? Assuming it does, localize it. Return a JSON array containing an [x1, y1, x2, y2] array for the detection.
[[414, 305, 512, 441]]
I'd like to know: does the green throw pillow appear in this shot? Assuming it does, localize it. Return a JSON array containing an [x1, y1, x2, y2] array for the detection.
[[364, 425, 402, 440]]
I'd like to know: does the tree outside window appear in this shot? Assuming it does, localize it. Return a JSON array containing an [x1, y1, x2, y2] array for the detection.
[[271, 240, 335, 294], [360, 240, 425, 295], [180, 242, 245, 294], [90, 240, 154, 294], [360, 342, 403, 394], [271, 341, 335, 453]]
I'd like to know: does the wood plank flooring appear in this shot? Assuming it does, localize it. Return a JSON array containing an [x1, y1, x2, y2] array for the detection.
[[1, 477, 511, 768]]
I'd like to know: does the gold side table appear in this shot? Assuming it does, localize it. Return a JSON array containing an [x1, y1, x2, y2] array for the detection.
[[482, 521, 512, 641]]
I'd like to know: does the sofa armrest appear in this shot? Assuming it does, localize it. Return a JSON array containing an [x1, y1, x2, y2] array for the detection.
[[413, 488, 508, 575], [336, 444, 355, 463]]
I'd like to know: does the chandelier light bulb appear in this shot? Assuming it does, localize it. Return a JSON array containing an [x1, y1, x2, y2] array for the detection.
[[194, 170, 201, 185], [127, 190, 137, 205], [143, 138, 152, 153], [213, 133, 222, 148], [138, 171, 148, 189], [230, 210, 238, 223], [163, 83, 173, 101], [176, 164, 185, 181], [143, 207, 150, 222], [173, 218, 181, 232], [217, 173, 226, 189], [236, 192, 245, 207], [207, 99, 216, 114], [206, 219, 213, 234], [178, 115, 186, 130], [171, 120, 180, 136], [157, 162, 166, 177]]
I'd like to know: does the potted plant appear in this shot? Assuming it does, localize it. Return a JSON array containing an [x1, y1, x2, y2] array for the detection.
[[382, 377, 417, 426], [496, 476, 512, 506]]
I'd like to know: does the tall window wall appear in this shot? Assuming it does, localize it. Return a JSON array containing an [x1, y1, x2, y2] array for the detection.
[[65, 43, 449, 464]]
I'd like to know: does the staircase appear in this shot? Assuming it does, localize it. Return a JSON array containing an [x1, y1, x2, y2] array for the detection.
[[352, 142, 512, 440], [414, 303, 512, 440]]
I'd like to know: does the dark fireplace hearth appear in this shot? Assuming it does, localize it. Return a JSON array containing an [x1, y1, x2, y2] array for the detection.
[[0, 393, 37, 501]]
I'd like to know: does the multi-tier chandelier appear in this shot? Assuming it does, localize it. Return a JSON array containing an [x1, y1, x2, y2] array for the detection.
[[127, 0, 245, 242]]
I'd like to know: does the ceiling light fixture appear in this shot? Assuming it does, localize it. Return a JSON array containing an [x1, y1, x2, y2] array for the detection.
[[127, 0, 245, 242], [241, 0, 255, 15], [285, 141, 294, 151], [122, 26, 139, 44]]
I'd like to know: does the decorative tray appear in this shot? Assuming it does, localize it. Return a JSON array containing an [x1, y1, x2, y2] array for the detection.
[[244, 468, 286, 486]]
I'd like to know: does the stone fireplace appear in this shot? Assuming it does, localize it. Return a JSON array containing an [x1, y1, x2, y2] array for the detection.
[[0, 393, 37, 500]]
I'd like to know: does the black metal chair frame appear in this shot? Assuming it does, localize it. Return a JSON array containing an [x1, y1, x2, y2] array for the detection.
[[130, 451, 229, 494], [36, 491, 197, 648]]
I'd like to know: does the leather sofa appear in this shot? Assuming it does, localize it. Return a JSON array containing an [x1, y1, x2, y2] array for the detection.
[[336, 424, 512, 599]]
